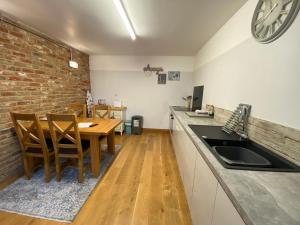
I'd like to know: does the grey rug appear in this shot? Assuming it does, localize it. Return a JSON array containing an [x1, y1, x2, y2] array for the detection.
[[0, 145, 121, 223]]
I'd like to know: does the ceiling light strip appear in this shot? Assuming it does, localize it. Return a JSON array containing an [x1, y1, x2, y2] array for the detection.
[[113, 0, 136, 40]]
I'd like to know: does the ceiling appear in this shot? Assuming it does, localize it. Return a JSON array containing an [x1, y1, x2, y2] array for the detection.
[[0, 0, 247, 55]]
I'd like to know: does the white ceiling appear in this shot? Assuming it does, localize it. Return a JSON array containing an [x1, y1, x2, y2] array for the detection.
[[0, 0, 247, 55]]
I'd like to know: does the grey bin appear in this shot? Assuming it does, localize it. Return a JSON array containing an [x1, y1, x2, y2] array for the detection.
[[131, 115, 143, 135], [125, 120, 132, 135]]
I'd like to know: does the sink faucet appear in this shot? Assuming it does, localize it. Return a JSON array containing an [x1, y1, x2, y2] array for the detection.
[[222, 103, 251, 139], [237, 104, 251, 139]]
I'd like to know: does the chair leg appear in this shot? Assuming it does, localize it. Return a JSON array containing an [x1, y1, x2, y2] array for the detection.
[[23, 156, 33, 180], [78, 157, 84, 183], [44, 156, 51, 183], [55, 156, 62, 182]]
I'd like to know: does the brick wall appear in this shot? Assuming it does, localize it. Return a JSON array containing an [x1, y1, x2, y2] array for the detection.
[[0, 22, 90, 182]]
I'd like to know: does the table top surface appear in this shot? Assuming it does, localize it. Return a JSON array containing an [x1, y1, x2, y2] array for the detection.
[[39, 118, 122, 136]]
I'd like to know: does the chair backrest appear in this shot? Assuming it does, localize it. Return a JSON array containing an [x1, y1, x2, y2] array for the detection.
[[10, 112, 48, 155], [67, 103, 87, 118], [93, 105, 110, 119], [46, 113, 83, 156]]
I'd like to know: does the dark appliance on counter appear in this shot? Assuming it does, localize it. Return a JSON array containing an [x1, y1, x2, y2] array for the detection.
[[192, 85, 204, 111]]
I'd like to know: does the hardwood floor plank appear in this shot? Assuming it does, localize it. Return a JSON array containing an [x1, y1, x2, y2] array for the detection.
[[164, 134, 193, 225], [0, 133, 193, 225], [162, 136, 182, 225], [101, 136, 146, 225], [131, 139, 153, 225], [73, 135, 135, 225]]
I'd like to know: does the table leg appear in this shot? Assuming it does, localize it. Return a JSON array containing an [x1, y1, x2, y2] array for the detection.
[[107, 131, 115, 154], [90, 135, 100, 177]]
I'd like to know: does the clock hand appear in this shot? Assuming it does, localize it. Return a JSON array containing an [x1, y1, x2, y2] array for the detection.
[[263, 3, 279, 21], [255, 3, 279, 26], [255, 2, 279, 37]]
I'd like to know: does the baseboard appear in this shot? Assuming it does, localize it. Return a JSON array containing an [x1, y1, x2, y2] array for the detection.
[[0, 171, 24, 190], [143, 128, 170, 134]]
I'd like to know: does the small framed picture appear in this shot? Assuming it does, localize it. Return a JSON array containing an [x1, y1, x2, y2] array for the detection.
[[158, 73, 167, 84], [168, 71, 180, 81]]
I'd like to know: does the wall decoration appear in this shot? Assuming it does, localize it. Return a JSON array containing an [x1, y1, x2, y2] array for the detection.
[[158, 73, 167, 84], [252, 0, 300, 43], [168, 71, 180, 81], [143, 64, 164, 76]]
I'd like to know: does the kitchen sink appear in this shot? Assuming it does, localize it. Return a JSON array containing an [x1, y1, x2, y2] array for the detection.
[[189, 125, 300, 172], [213, 146, 272, 167]]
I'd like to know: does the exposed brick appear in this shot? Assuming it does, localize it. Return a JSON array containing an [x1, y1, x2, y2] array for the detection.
[[9, 30, 24, 38], [0, 22, 90, 183], [1, 91, 16, 96], [13, 51, 26, 57], [0, 37, 10, 43], [0, 26, 9, 33]]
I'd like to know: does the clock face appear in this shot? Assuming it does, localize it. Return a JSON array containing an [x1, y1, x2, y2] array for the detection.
[[252, 0, 300, 43]]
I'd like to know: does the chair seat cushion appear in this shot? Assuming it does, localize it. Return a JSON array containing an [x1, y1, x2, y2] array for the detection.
[[58, 139, 90, 155], [27, 146, 54, 154], [26, 138, 54, 154]]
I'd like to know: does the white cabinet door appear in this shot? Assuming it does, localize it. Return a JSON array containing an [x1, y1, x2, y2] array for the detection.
[[171, 116, 196, 206], [191, 153, 218, 225], [179, 127, 197, 206], [170, 117, 176, 147], [211, 184, 246, 225], [172, 117, 180, 161], [175, 118, 185, 181]]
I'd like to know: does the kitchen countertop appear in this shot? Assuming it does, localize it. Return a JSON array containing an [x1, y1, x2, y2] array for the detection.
[[170, 107, 300, 225]]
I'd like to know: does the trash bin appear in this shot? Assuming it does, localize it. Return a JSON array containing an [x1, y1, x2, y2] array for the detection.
[[131, 115, 143, 135], [125, 120, 132, 135]]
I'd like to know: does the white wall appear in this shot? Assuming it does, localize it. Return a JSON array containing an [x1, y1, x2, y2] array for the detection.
[[194, 0, 300, 130], [90, 56, 194, 129]]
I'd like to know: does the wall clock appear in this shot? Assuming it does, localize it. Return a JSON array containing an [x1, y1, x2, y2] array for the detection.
[[252, 0, 300, 43]]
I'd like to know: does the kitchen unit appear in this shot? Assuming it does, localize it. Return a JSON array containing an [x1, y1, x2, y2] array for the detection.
[[171, 109, 245, 225], [110, 106, 127, 135], [170, 107, 300, 225]]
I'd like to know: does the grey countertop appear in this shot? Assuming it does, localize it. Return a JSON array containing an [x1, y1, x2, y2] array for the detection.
[[170, 107, 300, 225]]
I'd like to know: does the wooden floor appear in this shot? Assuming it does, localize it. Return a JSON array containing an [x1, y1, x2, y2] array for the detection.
[[0, 132, 193, 225]]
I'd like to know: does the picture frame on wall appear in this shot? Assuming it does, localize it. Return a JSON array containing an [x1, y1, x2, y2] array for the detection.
[[168, 71, 180, 81], [158, 73, 167, 84]]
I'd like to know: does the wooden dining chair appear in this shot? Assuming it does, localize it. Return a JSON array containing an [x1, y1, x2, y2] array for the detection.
[[46, 113, 90, 182], [67, 103, 87, 118], [10, 112, 54, 182], [93, 105, 110, 119]]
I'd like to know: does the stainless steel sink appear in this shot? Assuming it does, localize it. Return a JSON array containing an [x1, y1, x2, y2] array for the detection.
[[213, 146, 272, 167]]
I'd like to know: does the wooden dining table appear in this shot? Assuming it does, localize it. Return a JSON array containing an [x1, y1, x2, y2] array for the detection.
[[38, 117, 122, 178]]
